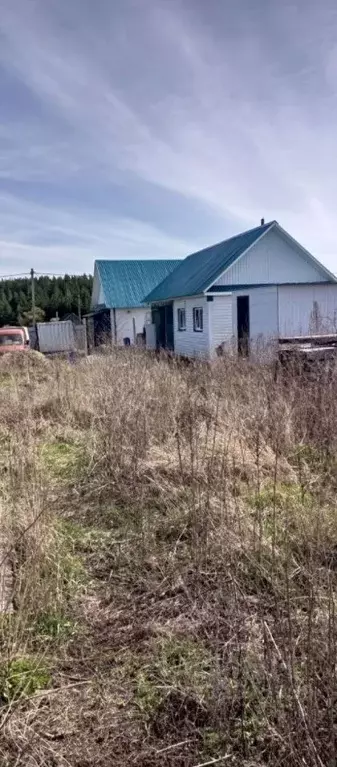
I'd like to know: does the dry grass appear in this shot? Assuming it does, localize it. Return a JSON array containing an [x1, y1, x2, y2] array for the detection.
[[0, 348, 336, 766]]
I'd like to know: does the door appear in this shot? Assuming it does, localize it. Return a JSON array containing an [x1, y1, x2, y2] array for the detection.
[[152, 307, 166, 348], [237, 296, 250, 355], [151, 304, 174, 350], [94, 309, 111, 347]]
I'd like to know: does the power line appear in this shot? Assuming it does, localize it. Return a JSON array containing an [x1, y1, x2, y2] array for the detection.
[[35, 272, 68, 277], [0, 273, 30, 279], [35, 272, 91, 277], [0, 271, 69, 279], [0, 271, 90, 279]]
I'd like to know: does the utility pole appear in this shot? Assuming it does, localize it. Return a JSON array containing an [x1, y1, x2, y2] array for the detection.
[[78, 292, 82, 322], [30, 268, 36, 325]]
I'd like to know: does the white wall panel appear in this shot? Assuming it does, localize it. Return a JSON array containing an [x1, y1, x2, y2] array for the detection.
[[91, 265, 105, 308], [278, 284, 337, 337], [232, 286, 278, 340], [174, 297, 209, 358], [209, 296, 233, 357], [214, 228, 326, 287], [115, 308, 150, 344]]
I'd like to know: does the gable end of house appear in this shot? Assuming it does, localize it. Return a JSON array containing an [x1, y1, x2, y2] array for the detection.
[[209, 224, 336, 290]]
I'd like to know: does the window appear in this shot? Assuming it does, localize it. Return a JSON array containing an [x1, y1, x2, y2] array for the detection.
[[0, 332, 23, 346], [193, 307, 203, 332], [177, 307, 186, 331]]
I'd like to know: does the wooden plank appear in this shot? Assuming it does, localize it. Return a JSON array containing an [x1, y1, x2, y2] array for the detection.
[[279, 333, 337, 346]]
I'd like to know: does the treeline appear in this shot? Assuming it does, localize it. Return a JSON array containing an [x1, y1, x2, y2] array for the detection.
[[0, 274, 93, 326]]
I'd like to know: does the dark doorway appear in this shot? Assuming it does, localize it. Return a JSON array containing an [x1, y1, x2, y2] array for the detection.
[[94, 309, 111, 347], [165, 304, 174, 350], [237, 296, 250, 356], [152, 303, 174, 350]]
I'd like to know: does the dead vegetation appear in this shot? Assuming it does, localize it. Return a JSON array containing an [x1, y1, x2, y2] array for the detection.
[[0, 348, 336, 766]]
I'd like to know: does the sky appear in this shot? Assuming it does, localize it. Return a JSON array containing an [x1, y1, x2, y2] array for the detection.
[[1, 0, 337, 276]]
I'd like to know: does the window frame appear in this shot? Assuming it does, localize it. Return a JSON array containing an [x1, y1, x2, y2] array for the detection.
[[177, 307, 186, 332], [193, 307, 203, 332]]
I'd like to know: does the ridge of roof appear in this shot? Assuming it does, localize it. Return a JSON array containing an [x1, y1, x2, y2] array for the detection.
[[145, 221, 276, 303]]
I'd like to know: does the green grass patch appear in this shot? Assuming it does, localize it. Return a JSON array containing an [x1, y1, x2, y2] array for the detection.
[[291, 443, 323, 467], [246, 481, 315, 545], [59, 518, 118, 553], [57, 546, 86, 594], [135, 670, 161, 718], [40, 439, 86, 480], [201, 728, 228, 759], [134, 637, 214, 721], [33, 612, 77, 641], [291, 443, 337, 483], [22, 518, 89, 623], [0, 372, 13, 389], [0, 657, 51, 703], [247, 481, 313, 513]]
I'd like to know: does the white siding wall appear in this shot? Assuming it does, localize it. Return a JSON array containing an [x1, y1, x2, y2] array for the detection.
[[231, 286, 279, 358], [173, 289, 279, 359], [114, 308, 151, 345], [214, 228, 326, 287], [278, 284, 337, 337], [91, 267, 105, 308], [174, 297, 209, 358], [208, 296, 233, 357], [232, 286, 278, 339]]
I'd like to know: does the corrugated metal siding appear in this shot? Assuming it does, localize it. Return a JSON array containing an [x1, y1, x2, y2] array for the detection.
[[115, 308, 150, 344], [209, 296, 233, 357], [173, 297, 209, 358], [278, 284, 337, 336], [37, 321, 75, 353], [215, 228, 327, 287]]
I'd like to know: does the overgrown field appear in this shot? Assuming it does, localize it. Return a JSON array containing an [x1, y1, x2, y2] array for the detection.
[[0, 349, 336, 766]]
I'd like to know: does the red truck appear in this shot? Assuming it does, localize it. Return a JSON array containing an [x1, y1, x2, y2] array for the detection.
[[0, 327, 30, 353]]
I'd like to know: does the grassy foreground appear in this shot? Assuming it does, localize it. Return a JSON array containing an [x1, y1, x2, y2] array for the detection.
[[0, 348, 336, 766]]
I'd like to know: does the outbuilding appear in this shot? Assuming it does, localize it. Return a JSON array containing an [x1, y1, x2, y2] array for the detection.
[[86, 259, 179, 350]]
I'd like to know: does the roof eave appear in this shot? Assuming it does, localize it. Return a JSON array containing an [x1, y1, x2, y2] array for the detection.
[[146, 288, 201, 303]]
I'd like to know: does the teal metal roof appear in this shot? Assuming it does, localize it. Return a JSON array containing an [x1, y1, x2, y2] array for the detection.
[[95, 259, 180, 309], [145, 221, 276, 302]]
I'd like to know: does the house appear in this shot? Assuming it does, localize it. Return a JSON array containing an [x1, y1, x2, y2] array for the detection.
[[144, 220, 337, 359], [86, 259, 180, 350]]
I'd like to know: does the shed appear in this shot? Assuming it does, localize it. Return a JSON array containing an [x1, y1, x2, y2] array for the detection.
[[87, 259, 180, 350]]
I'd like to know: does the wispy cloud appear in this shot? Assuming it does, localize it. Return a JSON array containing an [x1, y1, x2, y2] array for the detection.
[[1, 0, 337, 273], [0, 193, 191, 274]]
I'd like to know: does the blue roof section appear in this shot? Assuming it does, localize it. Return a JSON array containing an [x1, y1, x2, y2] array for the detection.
[[96, 259, 181, 309], [145, 221, 276, 302]]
